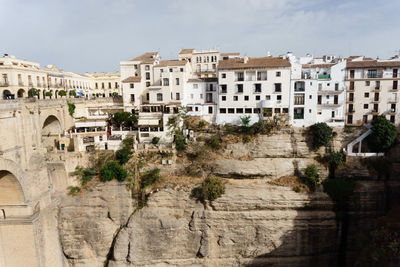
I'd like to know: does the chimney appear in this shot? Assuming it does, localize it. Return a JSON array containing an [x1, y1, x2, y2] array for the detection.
[[244, 55, 249, 63]]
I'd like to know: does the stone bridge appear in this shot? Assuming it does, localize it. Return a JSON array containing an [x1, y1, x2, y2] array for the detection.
[[0, 97, 121, 267]]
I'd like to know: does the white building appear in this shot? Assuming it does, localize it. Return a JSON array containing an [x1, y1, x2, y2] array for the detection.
[[288, 53, 346, 127], [216, 56, 291, 125]]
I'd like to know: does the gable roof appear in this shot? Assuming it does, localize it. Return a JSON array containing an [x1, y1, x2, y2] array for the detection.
[[121, 76, 141, 83], [179, 48, 194, 54], [129, 52, 158, 63], [218, 57, 291, 70], [155, 60, 187, 68], [346, 60, 400, 68]]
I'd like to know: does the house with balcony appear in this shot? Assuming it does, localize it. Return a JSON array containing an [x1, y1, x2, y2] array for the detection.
[[215, 56, 291, 125], [345, 57, 400, 125]]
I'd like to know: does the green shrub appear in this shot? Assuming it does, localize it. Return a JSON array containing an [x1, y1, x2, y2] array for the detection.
[[206, 134, 222, 150], [175, 136, 186, 151], [111, 112, 138, 127], [224, 124, 235, 134], [198, 120, 206, 129], [101, 161, 128, 182], [242, 135, 251, 143], [323, 178, 355, 208], [140, 168, 161, 189], [240, 115, 252, 134], [196, 176, 225, 201], [152, 137, 160, 145], [309, 122, 333, 149], [67, 102, 76, 116], [302, 164, 320, 191], [367, 115, 398, 152], [122, 137, 134, 149], [58, 90, 67, 97], [115, 147, 133, 165], [325, 151, 345, 178], [69, 90, 76, 97], [28, 88, 39, 97], [68, 186, 81, 196], [70, 166, 95, 185], [45, 91, 53, 97]]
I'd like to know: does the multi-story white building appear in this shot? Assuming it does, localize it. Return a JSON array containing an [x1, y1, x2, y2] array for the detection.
[[216, 56, 291, 125], [85, 72, 121, 97], [288, 53, 346, 127], [178, 49, 220, 78], [345, 57, 400, 125]]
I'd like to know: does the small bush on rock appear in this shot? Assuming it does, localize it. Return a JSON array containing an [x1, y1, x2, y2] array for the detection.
[[194, 176, 225, 202], [309, 122, 333, 149], [302, 164, 320, 191], [115, 147, 133, 165], [101, 161, 128, 182], [152, 137, 160, 145], [140, 168, 161, 189], [206, 134, 222, 150]]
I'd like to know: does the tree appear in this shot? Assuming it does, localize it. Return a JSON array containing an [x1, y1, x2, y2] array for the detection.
[[100, 161, 127, 182], [309, 122, 333, 149], [302, 164, 320, 191], [111, 112, 137, 127], [69, 90, 76, 97], [194, 176, 225, 201], [115, 147, 133, 165], [28, 88, 39, 97], [325, 151, 345, 178], [240, 115, 252, 134], [367, 115, 398, 152], [152, 137, 160, 145], [67, 101, 75, 116], [45, 91, 53, 97], [58, 90, 67, 97]]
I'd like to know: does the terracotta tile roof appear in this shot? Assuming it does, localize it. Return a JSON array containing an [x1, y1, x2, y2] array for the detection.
[[218, 57, 291, 70], [221, 52, 240, 56], [129, 52, 158, 62], [347, 60, 400, 68], [179, 48, 194, 54], [302, 63, 334, 68], [155, 60, 187, 67], [121, 76, 141, 83]]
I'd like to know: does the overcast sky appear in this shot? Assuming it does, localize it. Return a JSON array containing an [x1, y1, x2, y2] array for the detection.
[[1, 0, 399, 73]]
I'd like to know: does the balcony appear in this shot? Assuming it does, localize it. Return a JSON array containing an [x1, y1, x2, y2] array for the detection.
[[318, 102, 342, 107], [220, 90, 227, 94], [367, 73, 383, 79], [318, 74, 331, 79], [235, 77, 244, 82], [294, 113, 304, 119], [0, 81, 9, 87], [318, 89, 344, 94]]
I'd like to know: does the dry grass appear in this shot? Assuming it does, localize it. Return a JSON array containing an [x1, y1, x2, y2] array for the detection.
[[155, 174, 204, 188], [268, 175, 309, 193]]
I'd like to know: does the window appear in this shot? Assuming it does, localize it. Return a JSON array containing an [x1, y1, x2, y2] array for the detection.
[[200, 94, 203, 99], [221, 96, 226, 101], [220, 108, 226, 113], [193, 84, 198, 89], [236, 108, 243, 113], [208, 106, 213, 114], [115, 82, 118, 88], [195, 107, 199, 111], [146, 82, 150, 87], [254, 83, 261, 92], [364, 92, 369, 97], [275, 108, 281, 113], [146, 72, 150, 80], [276, 71, 281, 77], [169, 68, 173, 72], [309, 95, 312, 99], [134, 65, 138, 70], [180, 68, 184, 72], [265, 95, 271, 100], [233, 96, 238, 101], [163, 78, 169, 86], [237, 84, 243, 93], [364, 104, 368, 109], [146, 93, 150, 101], [187, 106, 193, 112], [176, 78, 179, 85], [108, 82, 111, 89], [95, 83, 98, 89], [365, 81, 370, 86], [157, 93, 163, 101], [335, 83, 339, 90], [390, 115, 395, 123], [283, 108, 289, 113], [277, 95, 282, 101], [274, 83, 282, 92], [256, 95, 260, 100], [393, 81, 398, 90], [245, 108, 252, 114], [244, 95, 249, 101], [220, 84, 227, 93], [228, 108, 235, 113], [254, 108, 260, 113], [176, 93, 180, 100], [190, 94, 194, 99], [145, 65, 150, 70], [237, 72, 244, 81], [102, 82, 105, 89], [130, 83, 134, 89], [130, 94, 135, 102], [347, 115, 353, 124], [221, 73, 226, 78]]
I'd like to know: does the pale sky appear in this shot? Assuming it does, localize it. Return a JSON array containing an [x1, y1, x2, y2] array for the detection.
[[1, 0, 399, 73]]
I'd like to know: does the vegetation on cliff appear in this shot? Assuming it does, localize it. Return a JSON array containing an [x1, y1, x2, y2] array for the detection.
[[309, 122, 333, 149], [192, 176, 225, 202], [367, 115, 398, 152]]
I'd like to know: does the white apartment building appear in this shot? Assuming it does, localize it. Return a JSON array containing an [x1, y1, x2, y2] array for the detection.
[[183, 78, 218, 123], [289, 53, 346, 127], [178, 49, 220, 78], [345, 57, 400, 125], [216, 56, 291, 125]]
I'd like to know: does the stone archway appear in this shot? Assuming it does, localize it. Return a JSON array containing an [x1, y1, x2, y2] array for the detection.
[[17, 89, 25, 98], [41, 115, 62, 151], [2, 89, 13, 100], [0, 170, 25, 205]]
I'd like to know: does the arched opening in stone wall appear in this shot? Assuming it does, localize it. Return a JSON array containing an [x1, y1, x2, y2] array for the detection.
[[55, 90, 58, 99], [43, 89, 46, 99], [17, 89, 25, 98], [41, 115, 62, 151], [0, 170, 24, 205], [2, 89, 13, 100]]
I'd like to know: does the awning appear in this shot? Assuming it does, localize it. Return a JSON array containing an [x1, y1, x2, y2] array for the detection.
[[76, 91, 83, 96], [138, 119, 160, 126]]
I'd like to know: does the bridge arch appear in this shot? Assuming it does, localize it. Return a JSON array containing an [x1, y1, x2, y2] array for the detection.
[[41, 115, 62, 136], [0, 170, 24, 205], [17, 88, 25, 98]]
